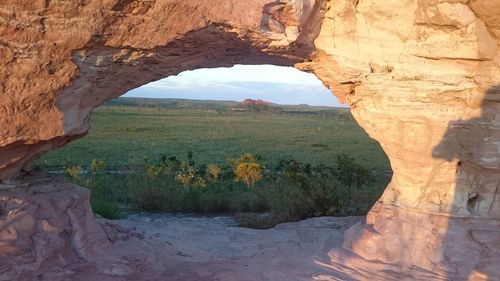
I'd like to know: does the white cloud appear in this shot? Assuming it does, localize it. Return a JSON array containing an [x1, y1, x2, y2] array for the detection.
[[145, 65, 323, 88], [124, 65, 346, 107]]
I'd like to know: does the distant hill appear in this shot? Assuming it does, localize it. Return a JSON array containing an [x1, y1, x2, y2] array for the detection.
[[105, 97, 239, 111], [235, 99, 283, 113]]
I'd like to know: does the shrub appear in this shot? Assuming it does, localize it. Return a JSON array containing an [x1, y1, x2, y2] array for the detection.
[[66, 166, 81, 178], [90, 159, 107, 173], [334, 154, 373, 189], [129, 170, 184, 211], [68, 151, 384, 228], [146, 165, 162, 178], [175, 162, 206, 188], [263, 171, 341, 221], [158, 154, 180, 172], [231, 154, 263, 188], [206, 164, 222, 181], [91, 197, 122, 219], [235, 163, 263, 188]]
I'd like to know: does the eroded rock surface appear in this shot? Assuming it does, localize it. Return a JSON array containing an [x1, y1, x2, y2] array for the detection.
[[1, 178, 365, 281], [1, 0, 499, 280], [0, 177, 112, 280]]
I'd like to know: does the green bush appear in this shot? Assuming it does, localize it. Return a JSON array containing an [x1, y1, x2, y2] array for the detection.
[[90, 159, 107, 173], [66, 152, 385, 228], [91, 197, 122, 219], [334, 154, 374, 189], [128, 169, 184, 211]]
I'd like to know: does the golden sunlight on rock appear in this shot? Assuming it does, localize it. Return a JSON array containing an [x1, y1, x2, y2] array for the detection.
[[0, 0, 499, 280]]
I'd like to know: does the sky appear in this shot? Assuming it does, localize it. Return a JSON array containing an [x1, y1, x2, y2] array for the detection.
[[124, 64, 345, 107]]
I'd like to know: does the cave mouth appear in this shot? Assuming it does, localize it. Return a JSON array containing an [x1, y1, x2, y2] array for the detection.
[[35, 64, 391, 227]]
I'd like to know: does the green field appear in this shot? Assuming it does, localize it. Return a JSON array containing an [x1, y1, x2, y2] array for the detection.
[[36, 98, 391, 227], [37, 98, 389, 172]]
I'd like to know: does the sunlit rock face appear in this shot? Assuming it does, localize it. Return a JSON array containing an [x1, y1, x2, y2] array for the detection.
[[309, 1, 500, 279], [0, 0, 499, 280], [0, 0, 325, 179]]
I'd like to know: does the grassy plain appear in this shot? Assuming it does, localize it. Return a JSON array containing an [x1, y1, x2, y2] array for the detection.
[[36, 98, 391, 227], [37, 98, 390, 172]]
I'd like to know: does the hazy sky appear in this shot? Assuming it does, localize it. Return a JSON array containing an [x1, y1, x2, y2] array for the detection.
[[124, 65, 345, 107]]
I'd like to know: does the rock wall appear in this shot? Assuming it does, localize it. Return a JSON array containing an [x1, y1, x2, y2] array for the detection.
[[0, 177, 112, 280], [1, 0, 499, 280], [308, 1, 500, 278], [0, 0, 321, 179], [313, 0, 500, 218]]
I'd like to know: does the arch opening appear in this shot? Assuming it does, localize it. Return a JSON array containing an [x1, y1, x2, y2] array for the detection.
[[35, 64, 392, 228]]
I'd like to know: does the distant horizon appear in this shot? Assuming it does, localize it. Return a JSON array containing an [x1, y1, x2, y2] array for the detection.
[[123, 65, 347, 108], [117, 96, 346, 108]]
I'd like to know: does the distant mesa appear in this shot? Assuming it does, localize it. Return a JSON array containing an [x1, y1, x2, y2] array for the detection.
[[234, 99, 283, 113]]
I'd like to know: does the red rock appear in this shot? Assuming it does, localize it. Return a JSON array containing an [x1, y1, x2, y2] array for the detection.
[[0, 0, 499, 280]]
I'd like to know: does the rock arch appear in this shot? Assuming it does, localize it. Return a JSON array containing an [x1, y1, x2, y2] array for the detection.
[[1, 0, 499, 280]]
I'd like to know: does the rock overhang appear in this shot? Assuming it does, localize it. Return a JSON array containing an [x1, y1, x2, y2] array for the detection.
[[0, 0, 499, 279]]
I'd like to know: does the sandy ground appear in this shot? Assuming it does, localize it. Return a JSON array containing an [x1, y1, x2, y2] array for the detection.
[[107, 214, 362, 281]]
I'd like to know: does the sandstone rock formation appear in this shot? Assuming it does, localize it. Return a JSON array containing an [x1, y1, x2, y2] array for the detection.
[[0, 177, 113, 280], [1, 0, 499, 280]]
